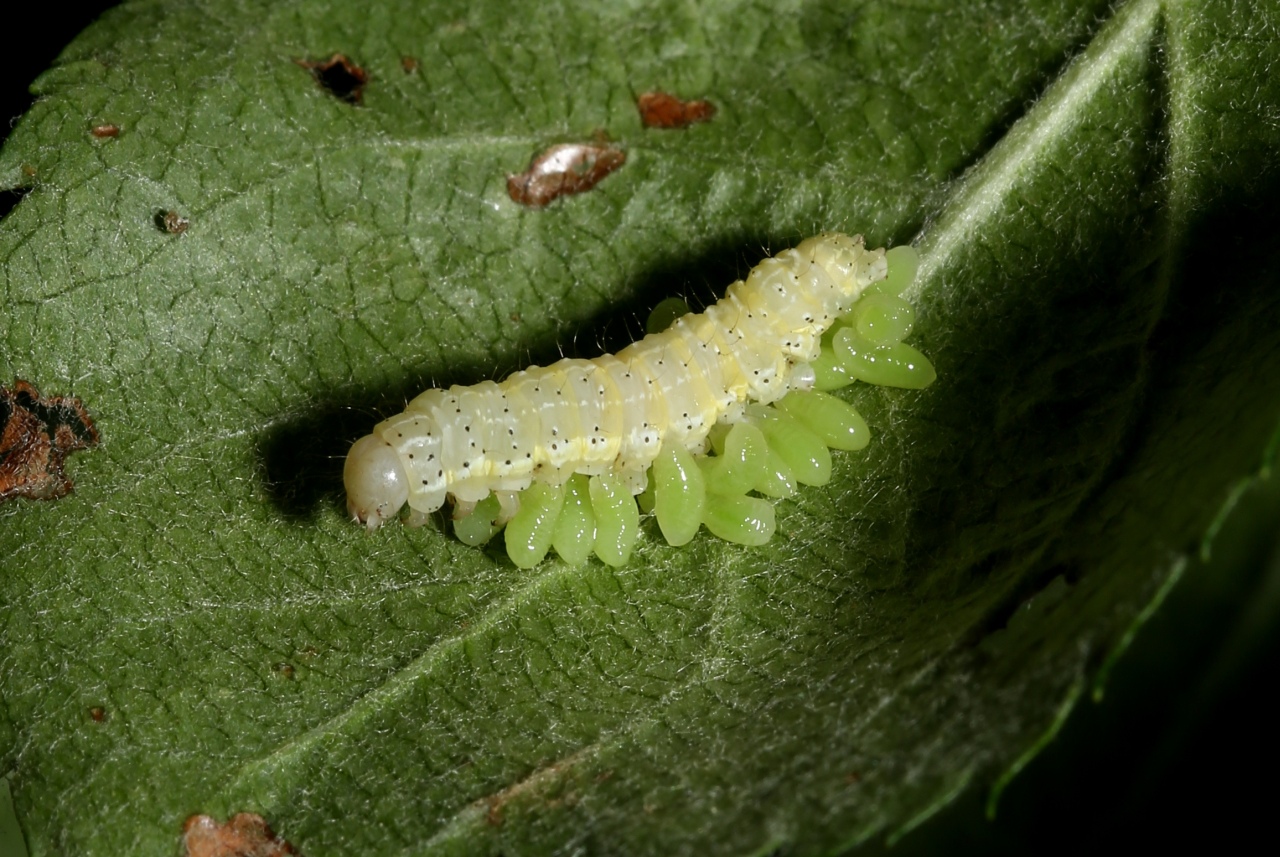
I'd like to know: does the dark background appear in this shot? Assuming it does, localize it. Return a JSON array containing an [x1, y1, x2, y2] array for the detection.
[[2, 6, 127, 156], [2, 4, 1278, 855]]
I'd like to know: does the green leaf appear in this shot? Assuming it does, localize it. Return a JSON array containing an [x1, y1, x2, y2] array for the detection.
[[2, 0, 1277, 855]]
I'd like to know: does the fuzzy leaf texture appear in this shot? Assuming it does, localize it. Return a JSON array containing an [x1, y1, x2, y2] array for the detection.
[[2, 0, 1279, 855]]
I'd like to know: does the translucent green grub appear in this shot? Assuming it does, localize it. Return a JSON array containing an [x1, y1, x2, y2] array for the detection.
[[810, 345, 856, 391], [589, 474, 640, 567], [869, 244, 919, 297], [711, 421, 795, 497], [646, 297, 692, 334], [851, 293, 915, 345], [834, 329, 937, 389], [747, 405, 832, 487], [552, 473, 596, 566], [453, 494, 503, 546], [504, 482, 565, 569], [700, 422, 768, 495], [695, 455, 723, 493], [652, 440, 707, 546], [775, 390, 870, 451], [756, 445, 797, 498], [702, 494, 776, 546]]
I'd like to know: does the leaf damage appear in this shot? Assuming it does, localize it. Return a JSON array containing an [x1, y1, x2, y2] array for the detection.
[[182, 813, 299, 857], [636, 91, 717, 129], [506, 142, 626, 207], [155, 209, 190, 234], [295, 54, 369, 105], [0, 379, 99, 503], [476, 748, 591, 826]]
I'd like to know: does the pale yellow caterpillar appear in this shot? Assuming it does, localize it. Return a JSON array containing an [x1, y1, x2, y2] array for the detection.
[[345, 233, 934, 567]]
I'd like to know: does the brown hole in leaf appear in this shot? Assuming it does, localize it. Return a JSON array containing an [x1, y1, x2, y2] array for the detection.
[[0, 186, 31, 224], [400, 55, 419, 74], [88, 706, 106, 722], [636, 91, 717, 129], [507, 143, 626, 208], [0, 379, 100, 504], [182, 813, 299, 857], [155, 209, 190, 234], [295, 54, 368, 105], [90, 124, 120, 138]]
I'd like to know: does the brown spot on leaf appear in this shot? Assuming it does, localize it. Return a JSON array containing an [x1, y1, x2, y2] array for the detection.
[[478, 749, 589, 826], [636, 91, 717, 129], [21, 164, 37, 177], [295, 54, 369, 105], [0, 380, 99, 504], [400, 55, 419, 74], [273, 662, 295, 680], [507, 143, 626, 208], [91, 124, 120, 139], [156, 209, 190, 234], [182, 813, 299, 857], [89, 706, 106, 722]]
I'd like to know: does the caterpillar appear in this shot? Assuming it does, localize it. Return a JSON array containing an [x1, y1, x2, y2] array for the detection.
[[344, 233, 935, 567]]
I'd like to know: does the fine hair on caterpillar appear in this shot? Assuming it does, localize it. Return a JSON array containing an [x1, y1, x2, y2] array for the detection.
[[344, 232, 935, 568]]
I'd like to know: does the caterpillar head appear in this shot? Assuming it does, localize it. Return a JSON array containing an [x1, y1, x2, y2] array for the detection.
[[344, 434, 410, 530]]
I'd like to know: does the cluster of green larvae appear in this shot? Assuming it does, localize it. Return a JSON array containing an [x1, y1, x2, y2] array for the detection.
[[452, 246, 934, 568]]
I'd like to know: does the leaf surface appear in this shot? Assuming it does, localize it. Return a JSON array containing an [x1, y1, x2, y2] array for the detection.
[[2, 0, 1278, 854]]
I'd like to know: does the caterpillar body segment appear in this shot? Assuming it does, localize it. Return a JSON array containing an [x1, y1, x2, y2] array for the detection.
[[344, 233, 935, 566]]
